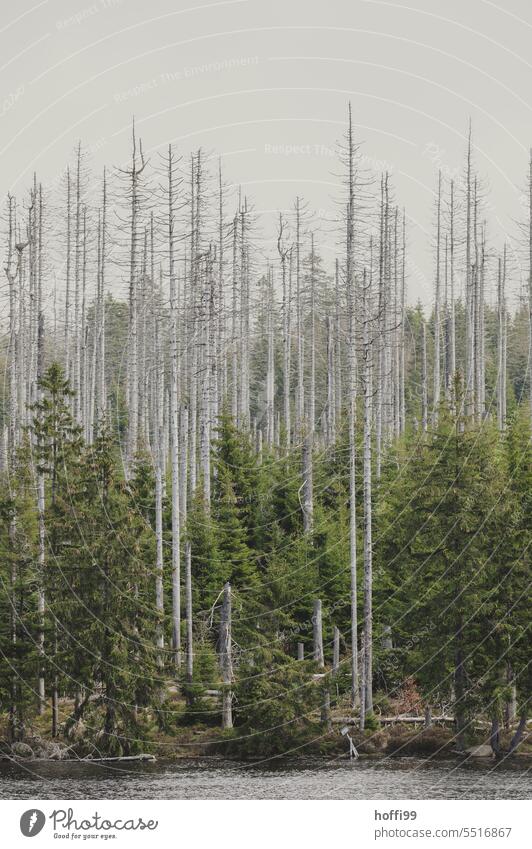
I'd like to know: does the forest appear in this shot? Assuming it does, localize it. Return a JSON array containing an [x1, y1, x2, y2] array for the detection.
[[0, 109, 530, 762]]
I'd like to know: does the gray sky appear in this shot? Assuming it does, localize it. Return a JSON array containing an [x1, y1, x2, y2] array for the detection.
[[1, 0, 531, 304]]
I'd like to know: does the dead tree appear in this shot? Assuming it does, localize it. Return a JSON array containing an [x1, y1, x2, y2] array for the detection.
[[220, 582, 233, 729], [122, 120, 148, 474]]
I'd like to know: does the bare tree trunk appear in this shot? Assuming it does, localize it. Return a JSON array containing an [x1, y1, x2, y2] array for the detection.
[[295, 197, 304, 434], [465, 124, 474, 419], [231, 211, 239, 422], [477, 222, 486, 420], [4, 195, 25, 466], [126, 121, 146, 474], [36, 312, 46, 713], [529, 148, 532, 428], [81, 207, 88, 439], [490, 716, 501, 757], [345, 106, 359, 709], [154, 297, 165, 655], [326, 315, 334, 446], [359, 628, 366, 730], [421, 319, 428, 433], [278, 214, 291, 450], [362, 269, 373, 716], [449, 180, 456, 408], [309, 233, 316, 435], [8, 515, 19, 739], [179, 406, 193, 684], [433, 171, 442, 424], [332, 626, 340, 674], [509, 714, 527, 755], [313, 598, 324, 667], [392, 209, 400, 438], [64, 169, 72, 381], [266, 265, 275, 446], [497, 251, 507, 431], [166, 146, 181, 667], [98, 171, 107, 422], [73, 144, 82, 423], [334, 258, 342, 438], [52, 667, 59, 738], [239, 200, 251, 429], [400, 211, 406, 432], [375, 178, 385, 479], [220, 582, 233, 729], [183, 545, 193, 685], [301, 432, 313, 533]]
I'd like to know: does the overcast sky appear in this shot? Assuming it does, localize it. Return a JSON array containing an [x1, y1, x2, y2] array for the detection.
[[1, 0, 531, 306]]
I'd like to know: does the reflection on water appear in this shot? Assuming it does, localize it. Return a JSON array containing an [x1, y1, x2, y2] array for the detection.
[[0, 757, 529, 800]]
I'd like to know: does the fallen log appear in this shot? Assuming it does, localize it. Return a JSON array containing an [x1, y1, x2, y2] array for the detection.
[[333, 715, 455, 726], [81, 753, 156, 763]]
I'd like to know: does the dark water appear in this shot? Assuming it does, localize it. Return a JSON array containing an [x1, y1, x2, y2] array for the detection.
[[0, 757, 530, 799]]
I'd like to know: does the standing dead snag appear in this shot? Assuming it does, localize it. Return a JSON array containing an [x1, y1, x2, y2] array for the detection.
[[421, 319, 428, 433], [294, 197, 305, 435], [122, 119, 148, 476], [301, 432, 314, 534], [361, 267, 373, 716], [153, 263, 165, 657], [166, 143, 182, 668], [220, 582, 233, 729], [342, 103, 360, 710], [182, 406, 193, 683], [497, 249, 507, 431], [528, 147, 532, 428], [36, 312, 46, 714], [312, 599, 324, 666], [312, 599, 330, 727], [277, 213, 291, 450], [265, 265, 275, 447], [433, 171, 442, 424], [332, 626, 340, 674]]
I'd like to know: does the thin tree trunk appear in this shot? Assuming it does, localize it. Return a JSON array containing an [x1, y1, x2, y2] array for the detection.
[[449, 180, 456, 408], [421, 320, 428, 433], [167, 145, 181, 668], [313, 599, 324, 667], [362, 269, 373, 716], [490, 716, 501, 757], [36, 312, 45, 713], [497, 251, 507, 431], [528, 148, 532, 428], [433, 171, 442, 424], [126, 122, 146, 474], [220, 582, 233, 729], [185, 543, 193, 683], [332, 626, 340, 674], [301, 433, 313, 534]]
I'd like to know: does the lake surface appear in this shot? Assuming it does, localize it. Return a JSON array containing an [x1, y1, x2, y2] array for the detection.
[[0, 757, 530, 799]]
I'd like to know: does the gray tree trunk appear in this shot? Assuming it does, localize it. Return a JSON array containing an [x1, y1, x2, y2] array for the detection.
[[220, 583, 233, 729], [313, 599, 324, 667], [332, 626, 340, 674]]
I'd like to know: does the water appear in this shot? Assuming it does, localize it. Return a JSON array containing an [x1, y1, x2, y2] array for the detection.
[[0, 757, 529, 799]]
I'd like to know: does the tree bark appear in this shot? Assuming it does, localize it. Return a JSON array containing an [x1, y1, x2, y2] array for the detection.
[[220, 582, 233, 729], [312, 599, 324, 667]]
